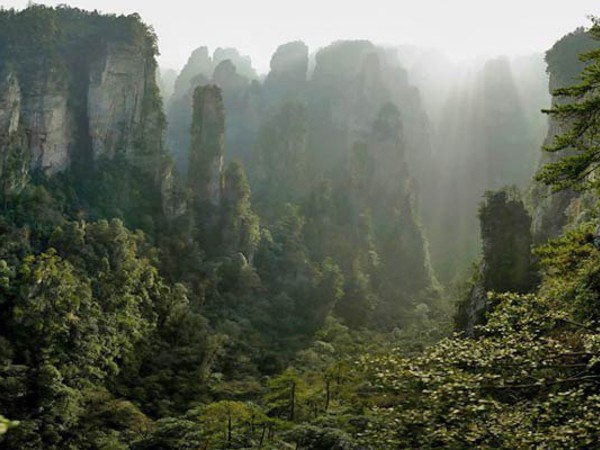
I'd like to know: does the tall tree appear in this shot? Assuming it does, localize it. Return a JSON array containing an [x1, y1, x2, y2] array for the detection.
[[537, 17, 600, 191]]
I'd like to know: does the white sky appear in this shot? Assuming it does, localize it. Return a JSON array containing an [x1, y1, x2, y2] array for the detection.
[[1, 1, 598, 73]]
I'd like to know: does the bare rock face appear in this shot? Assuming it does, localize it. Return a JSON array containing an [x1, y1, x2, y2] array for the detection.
[[0, 70, 27, 190], [309, 41, 431, 175], [0, 8, 165, 187], [0, 71, 21, 140], [88, 42, 147, 160], [171, 46, 213, 104], [21, 78, 72, 174], [461, 267, 488, 337], [213, 48, 256, 80], [264, 41, 309, 106], [212, 59, 249, 92], [269, 41, 309, 76], [160, 162, 188, 220], [0, 67, 72, 176]]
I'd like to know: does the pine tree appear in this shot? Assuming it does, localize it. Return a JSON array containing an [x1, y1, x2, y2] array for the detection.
[[537, 17, 600, 191]]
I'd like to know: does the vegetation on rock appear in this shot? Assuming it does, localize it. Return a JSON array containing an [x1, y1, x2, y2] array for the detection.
[[0, 6, 599, 450]]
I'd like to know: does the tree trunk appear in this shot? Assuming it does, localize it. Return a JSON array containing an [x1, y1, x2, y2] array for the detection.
[[290, 381, 296, 421], [259, 424, 266, 448], [227, 412, 232, 447]]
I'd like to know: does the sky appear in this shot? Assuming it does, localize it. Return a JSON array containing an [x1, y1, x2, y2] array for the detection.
[[1, 0, 598, 73]]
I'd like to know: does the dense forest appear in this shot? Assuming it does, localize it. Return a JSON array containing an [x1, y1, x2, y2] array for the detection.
[[0, 4, 599, 449]]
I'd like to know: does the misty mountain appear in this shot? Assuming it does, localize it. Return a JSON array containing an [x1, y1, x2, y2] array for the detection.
[[1, 4, 599, 450]]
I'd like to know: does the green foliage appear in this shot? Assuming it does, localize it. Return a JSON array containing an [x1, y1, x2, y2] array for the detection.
[[0, 128, 29, 204], [7, 6, 598, 450], [284, 424, 360, 450], [131, 418, 203, 450], [536, 221, 600, 322], [478, 187, 538, 294], [0, 5, 159, 92], [189, 84, 225, 203], [537, 17, 600, 191], [0, 416, 19, 435], [353, 220, 600, 448], [0, 215, 174, 448], [361, 292, 600, 448], [220, 161, 260, 259], [265, 368, 307, 421], [545, 24, 599, 89], [190, 400, 268, 448]]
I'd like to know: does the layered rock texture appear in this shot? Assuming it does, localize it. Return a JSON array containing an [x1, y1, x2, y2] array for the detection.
[[0, 6, 165, 187]]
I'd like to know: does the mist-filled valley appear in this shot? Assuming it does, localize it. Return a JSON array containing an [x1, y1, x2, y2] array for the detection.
[[161, 41, 552, 283], [0, 3, 600, 449]]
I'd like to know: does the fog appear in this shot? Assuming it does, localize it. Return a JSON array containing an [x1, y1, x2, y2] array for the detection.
[[2, 1, 600, 445], [0, 0, 595, 282], [1, 0, 597, 72]]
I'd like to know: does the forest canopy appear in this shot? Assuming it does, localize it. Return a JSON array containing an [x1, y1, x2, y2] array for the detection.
[[0, 4, 599, 450]]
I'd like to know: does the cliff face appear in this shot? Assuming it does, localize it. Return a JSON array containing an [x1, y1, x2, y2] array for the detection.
[[530, 29, 599, 242], [0, 72, 20, 138], [0, 65, 72, 176], [189, 85, 225, 206], [0, 7, 165, 187], [307, 41, 432, 180], [0, 71, 23, 159], [88, 43, 148, 160], [25, 84, 72, 174], [263, 41, 309, 106], [167, 46, 258, 170]]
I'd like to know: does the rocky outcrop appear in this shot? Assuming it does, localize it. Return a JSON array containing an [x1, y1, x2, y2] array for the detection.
[[167, 47, 259, 169], [171, 47, 213, 105], [170, 46, 256, 107], [160, 162, 188, 220], [213, 60, 249, 92], [0, 65, 72, 176], [22, 83, 71, 173], [308, 41, 432, 177], [530, 28, 598, 242], [88, 42, 148, 160], [428, 57, 542, 280], [213, 48, 257, 80], [220, 161, 260, 260], [0, 70, 28, 191], [158, 68, 177, 105], [189, 85, 225, 206], [458, 266, 488, 337], [269, 41, 309, 78], [0, 71, 22, 151], [0, 7, 165, 186], [263, 41, 309, 106], [457, 189, 538, 336]]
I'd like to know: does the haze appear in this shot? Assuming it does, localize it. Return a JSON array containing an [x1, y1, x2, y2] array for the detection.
[[2, 1, 600, 447], [2, 0, 597, 72]]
